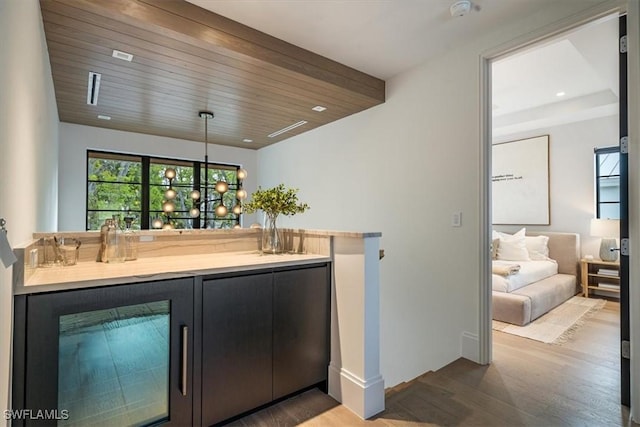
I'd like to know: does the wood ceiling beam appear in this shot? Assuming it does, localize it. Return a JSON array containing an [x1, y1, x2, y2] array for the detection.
[[54, 0, 385, 102]]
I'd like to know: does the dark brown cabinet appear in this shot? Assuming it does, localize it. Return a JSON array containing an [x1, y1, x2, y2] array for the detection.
[[201, 264, 330, 425], [201, 272, 273, 426], [13, 263, 330, 427], [273, 266, 330, 400]]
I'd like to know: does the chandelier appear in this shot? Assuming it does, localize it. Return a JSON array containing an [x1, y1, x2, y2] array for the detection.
[[153, 111, 247, 229]]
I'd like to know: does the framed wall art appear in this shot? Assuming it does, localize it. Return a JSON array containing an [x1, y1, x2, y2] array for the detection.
[[492, 135, 550, 225]]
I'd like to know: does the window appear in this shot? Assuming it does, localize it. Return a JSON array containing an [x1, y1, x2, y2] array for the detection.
[[87, 151, 241, 230], [87, 152, 142, 229], [594, 146, 620, 219]]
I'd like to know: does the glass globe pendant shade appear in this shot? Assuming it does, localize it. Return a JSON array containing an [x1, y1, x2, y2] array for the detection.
[[189, 207, 200, 218], [232, 204, 242, 215], [164, 168, 176, 180], [215, 204, 228, 217], [233, 224, 241, 229], [165, 188, 177, 200], [162, 200, 175, 213], [236, 189, 247, 200], [190, 190, 201, 200], [237, 168, 247, 180], [152, 218, 163, 229], [215, 181, 228, 194], [162, 223, 174, 230]]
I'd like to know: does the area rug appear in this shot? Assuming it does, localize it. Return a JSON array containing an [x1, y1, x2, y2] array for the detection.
[[492, 296, 606, 344]]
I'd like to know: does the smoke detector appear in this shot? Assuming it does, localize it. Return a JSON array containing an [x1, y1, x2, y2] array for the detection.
[[450, 0, 472, 17]]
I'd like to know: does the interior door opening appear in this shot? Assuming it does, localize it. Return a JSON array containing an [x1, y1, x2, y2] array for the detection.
[[487, 11, 629, 405]]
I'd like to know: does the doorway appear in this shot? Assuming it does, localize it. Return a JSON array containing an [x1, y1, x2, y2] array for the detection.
[[482, 11, 630, 405]]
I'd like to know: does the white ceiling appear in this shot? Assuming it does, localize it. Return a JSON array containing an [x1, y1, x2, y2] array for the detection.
[[492, 14, 619, 136], [187, 1, 619, 137], [187, 0, 561, 80]]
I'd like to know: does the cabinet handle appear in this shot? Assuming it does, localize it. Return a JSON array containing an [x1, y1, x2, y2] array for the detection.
[[181, 325, 188, 396]]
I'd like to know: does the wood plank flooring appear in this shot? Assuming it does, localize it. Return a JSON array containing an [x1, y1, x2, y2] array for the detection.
[[231, 300, 638, 426]]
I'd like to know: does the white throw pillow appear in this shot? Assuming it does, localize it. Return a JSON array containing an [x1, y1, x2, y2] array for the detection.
[[495, 228, 530, 261], [525, 235, 550, 260], [491, 238, 500, 260]]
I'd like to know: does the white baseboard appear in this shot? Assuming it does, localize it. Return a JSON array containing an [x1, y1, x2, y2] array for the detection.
[[461, 331, 480, 363], [328, 363, 385, 419]]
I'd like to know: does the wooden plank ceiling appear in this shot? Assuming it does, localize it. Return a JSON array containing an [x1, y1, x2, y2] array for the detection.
[[40, 0, 385, 149]]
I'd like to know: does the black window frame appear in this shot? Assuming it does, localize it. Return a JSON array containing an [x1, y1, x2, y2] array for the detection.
[[87, 150, 242, 230], [594, 146, 620, 219]]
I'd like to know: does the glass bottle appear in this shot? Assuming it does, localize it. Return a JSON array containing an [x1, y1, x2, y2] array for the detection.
[[107, 216, 126, 263], [123, 216, 139, 261], [100, 218, 114, 263]]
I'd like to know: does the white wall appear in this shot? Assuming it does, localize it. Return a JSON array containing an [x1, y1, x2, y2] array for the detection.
[[0, 0, 59, 420], [494, 115, 618, 257], [257, 0, 613, 388], [58, 123, 259, 230]]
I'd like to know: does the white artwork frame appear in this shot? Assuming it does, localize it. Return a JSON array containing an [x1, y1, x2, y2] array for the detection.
[[492, 135, 550, 225]]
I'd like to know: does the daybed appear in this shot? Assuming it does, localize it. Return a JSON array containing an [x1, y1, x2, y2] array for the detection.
[[492, 230, 580, 326]]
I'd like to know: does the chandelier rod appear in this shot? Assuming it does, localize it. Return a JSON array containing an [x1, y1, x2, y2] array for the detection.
[[199, 110, 214, 228]]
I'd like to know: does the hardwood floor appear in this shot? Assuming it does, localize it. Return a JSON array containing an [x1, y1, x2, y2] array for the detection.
[[231, 300, 639, 426]]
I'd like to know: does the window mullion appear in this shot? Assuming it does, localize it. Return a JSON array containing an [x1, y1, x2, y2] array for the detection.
[[141, 156, 150, 229]]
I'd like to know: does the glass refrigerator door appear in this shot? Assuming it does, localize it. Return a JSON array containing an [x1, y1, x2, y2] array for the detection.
[[58, 301, 170, 426]]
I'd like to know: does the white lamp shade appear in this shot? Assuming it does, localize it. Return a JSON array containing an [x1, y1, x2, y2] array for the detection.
[[590, 218, 619, 238]]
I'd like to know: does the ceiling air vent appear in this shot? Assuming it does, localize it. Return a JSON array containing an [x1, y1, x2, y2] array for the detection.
[[112, 49, 133, 62], [267, 121, 308, 138], [87, 71, 101, 106]]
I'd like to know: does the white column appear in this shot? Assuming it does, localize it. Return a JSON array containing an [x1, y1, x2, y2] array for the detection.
[[328, 235, 384, 419]]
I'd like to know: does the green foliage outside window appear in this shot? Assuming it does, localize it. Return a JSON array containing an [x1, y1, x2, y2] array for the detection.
[[87, 151, 240, 230], [87, 155, 142, 230]]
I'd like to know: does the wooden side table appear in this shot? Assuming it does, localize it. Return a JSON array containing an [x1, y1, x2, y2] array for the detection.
[[580, 258, 620, 298]]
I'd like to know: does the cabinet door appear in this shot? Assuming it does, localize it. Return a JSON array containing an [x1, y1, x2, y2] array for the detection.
[[273, 265, 330, 400], [202, 272, 273, 426], [22, 278, 194, 427]]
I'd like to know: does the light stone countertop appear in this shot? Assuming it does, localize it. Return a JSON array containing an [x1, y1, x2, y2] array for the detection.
[[16, 251, 331, 295]]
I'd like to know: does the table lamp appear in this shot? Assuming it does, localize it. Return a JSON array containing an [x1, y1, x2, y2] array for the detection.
[[590, 218, 620, 262]]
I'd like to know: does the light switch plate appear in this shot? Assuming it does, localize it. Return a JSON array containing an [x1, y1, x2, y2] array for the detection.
[[451, 211, 462, 227]]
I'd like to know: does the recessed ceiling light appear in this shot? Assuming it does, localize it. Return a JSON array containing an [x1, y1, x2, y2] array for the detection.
[[97, 115, 111, 120], [112, 49, 133, 62], [268, 120, 308, 138], [556, 91, 566, 97], [312, 105, 327, 112], [242, 138, 253, 143]]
